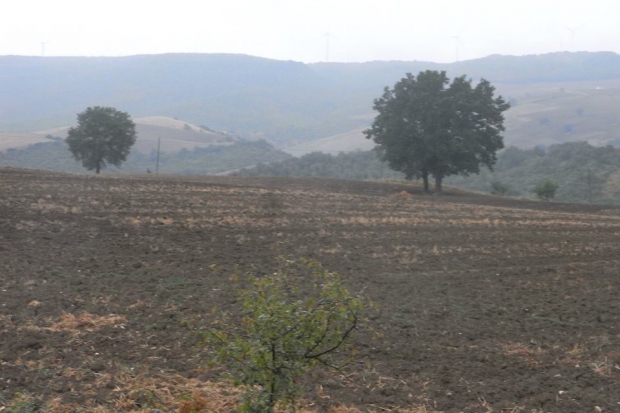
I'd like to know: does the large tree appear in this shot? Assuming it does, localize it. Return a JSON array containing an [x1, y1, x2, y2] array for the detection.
[[364, 70, 510, 192], [66, 106, 137, 174]]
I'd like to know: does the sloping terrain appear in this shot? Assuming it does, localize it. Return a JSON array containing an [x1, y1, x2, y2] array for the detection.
[[9, 116, 237, 154], [283, 78, 620, 153], [1, 167, 619, 412], [500, 79, 620, 148], [0, 54, 341, 146], [284, 128, 375, 156], [0, 132, 53, 152], [2, 52, 620, 150]]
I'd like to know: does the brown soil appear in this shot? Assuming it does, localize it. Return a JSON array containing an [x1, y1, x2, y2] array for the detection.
[[1, 167, 619, 412]]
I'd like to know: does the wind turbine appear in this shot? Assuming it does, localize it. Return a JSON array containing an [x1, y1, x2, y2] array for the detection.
[[450, 25, 466, 62], [322, 27, 338, 62], [565, 24, 586, 51]]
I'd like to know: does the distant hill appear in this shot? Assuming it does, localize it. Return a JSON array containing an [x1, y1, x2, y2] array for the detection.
[[310, 52, 620, 90], [283, 128, 375, 156], [2, 52, 620, 150], [287, 78, 620, 153], [0, 132, 54, 151], [0, 54, 343, 146], [499, 79, 620, 148], [0, 116, 237, 153]]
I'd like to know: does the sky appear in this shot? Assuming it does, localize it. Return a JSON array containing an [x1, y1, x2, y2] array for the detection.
[[1, 0, 619, 63]]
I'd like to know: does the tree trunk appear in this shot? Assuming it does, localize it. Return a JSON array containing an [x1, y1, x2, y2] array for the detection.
[[422, 171, 430, 193], [435, 176, 443, 193]]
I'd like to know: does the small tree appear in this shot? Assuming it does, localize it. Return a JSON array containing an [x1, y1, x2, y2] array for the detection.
[[535, 179, 559, 201], [199, 258, 369, 412], [490, 181, 508, 196], [66, 106, 137, 174]]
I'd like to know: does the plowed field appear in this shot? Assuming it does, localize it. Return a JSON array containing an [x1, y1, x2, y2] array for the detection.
[[1, 167, 620, 412]]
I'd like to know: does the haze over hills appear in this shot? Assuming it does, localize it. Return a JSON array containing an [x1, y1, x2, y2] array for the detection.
[[286, 78, 620, 156], [0, 116, 237, 153], [1, 52, 620, 153]]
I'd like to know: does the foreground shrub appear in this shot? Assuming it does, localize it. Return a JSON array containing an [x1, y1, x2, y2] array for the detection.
[[196, 258, 370, 413]]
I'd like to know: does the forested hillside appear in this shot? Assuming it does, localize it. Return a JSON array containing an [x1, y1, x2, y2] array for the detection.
[[2, 52, 620, 150], [0, 54, 361, 147], [237, 142, 620, 204], [238, 151, 403, 180], [447, 142, 620, 203]]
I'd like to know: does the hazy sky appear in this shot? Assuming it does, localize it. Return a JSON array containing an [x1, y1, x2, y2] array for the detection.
[[1, 0, 618, 63]]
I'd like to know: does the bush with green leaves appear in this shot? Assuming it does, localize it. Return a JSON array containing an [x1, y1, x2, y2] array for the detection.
[[5, 393, 40, 413], [490, 181, 508, 196], [535, 179, 559, 201], [197, 258, 370, 412]]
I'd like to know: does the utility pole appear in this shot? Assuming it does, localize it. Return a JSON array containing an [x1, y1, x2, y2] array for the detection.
[[156, 137, 161, 176], [587, 167, 592, 204]]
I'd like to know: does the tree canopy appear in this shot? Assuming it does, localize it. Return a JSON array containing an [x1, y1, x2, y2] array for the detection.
[[66, 106, 137, 174], [364, 70, 510, 192]]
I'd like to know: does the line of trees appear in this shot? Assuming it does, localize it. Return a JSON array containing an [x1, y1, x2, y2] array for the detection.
[[237, 142, 620, 204]]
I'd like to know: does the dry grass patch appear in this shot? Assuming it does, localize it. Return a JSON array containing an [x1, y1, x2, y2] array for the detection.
[[320, 244, 345, 254], [591, 356, 620, 379], [125, 216, 143, 226], [20, 368, 441, 413], [21, 312, 127, 333], [49, 312, 126, 332], [30, 199, 73, 214], [501, 343, 547, 368], [392, 190, 414, 199]]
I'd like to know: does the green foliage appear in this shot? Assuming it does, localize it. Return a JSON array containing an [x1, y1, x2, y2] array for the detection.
[[237, 150, 403, 180], [364, 70, 509, 192], [157, 140, 290, 174], [5, 393, 39, 413], [237, 141, 620, 205], [535, 179, 559, 201], [66, 106, 137, 174], [0, 140, 290, 175], [446, 142, 620, 204], [490, 181, 508, 196], [199, 258, 369, 412]]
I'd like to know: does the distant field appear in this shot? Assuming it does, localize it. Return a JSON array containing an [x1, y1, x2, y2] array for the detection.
[[284, 127, 374, 156], [0, 132, 53, 152], [2, 167, 619, 412], [501, 79, 620, 148], [0, 116, 236, 154], [289, 79, 620, 154], [132, 116, 206, 131]]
